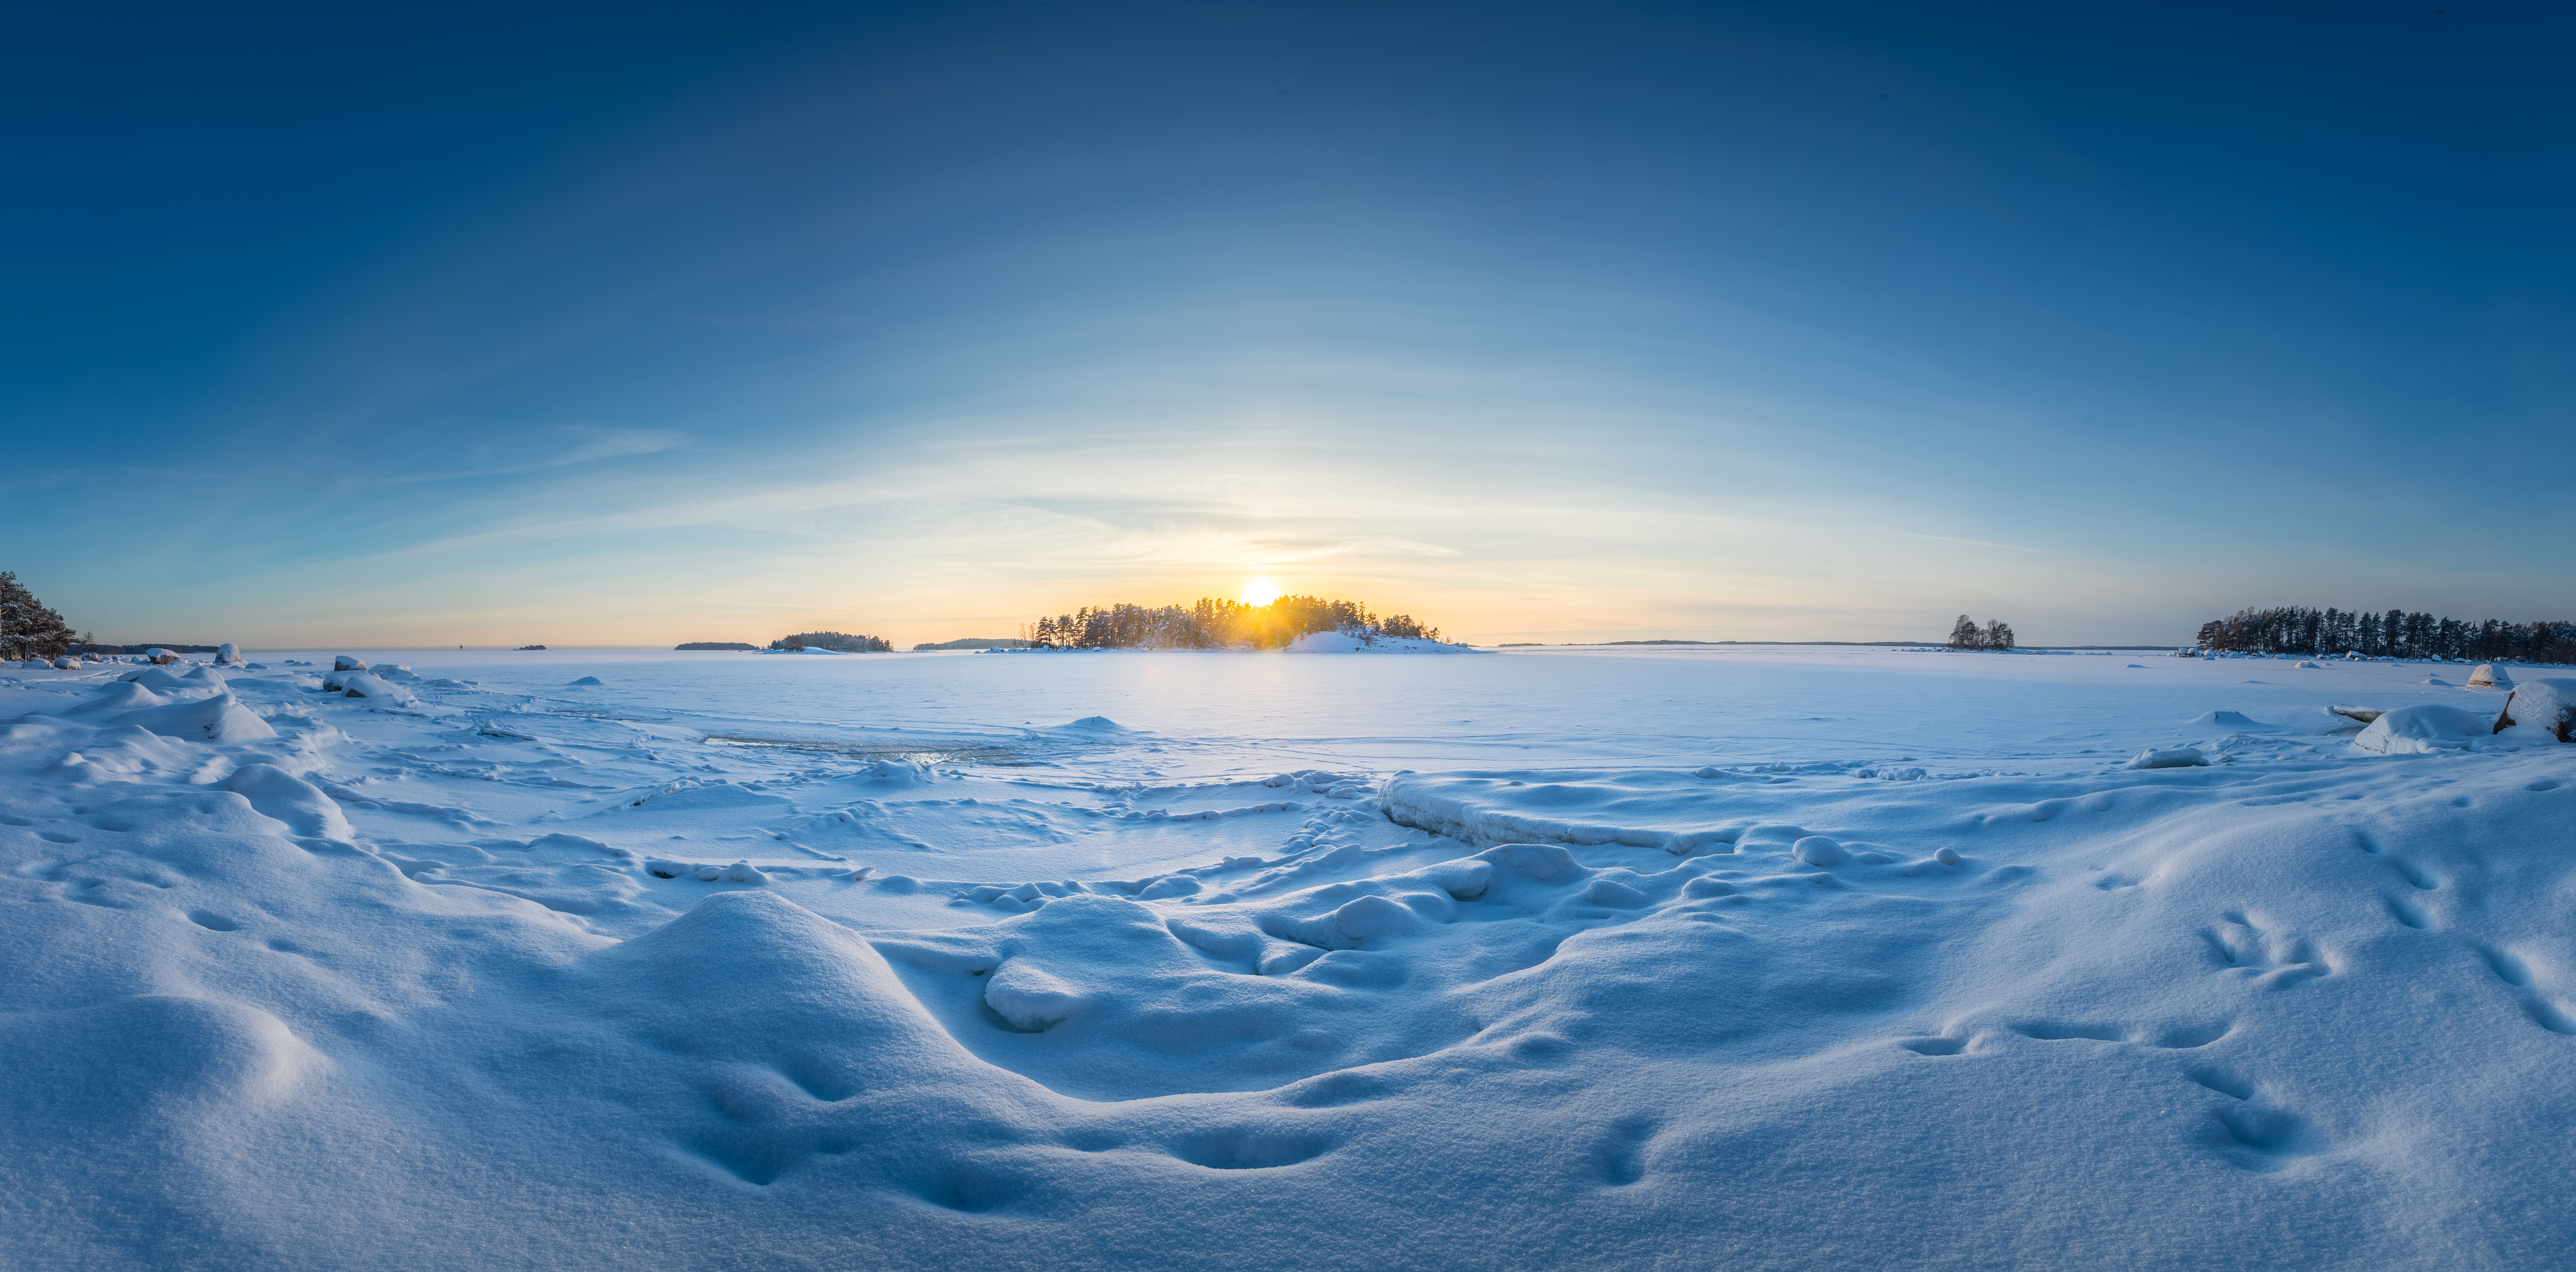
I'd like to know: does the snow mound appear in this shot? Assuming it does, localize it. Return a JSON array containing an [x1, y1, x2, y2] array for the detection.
[[121, 666, 202, 692], [2353, 704, 2494, 754], [853, 759, 937, 786], [1055, 716, 1127, 732], [569, 676, 605, 686], [222, 763, 356, 840], [2424, 676, 2452, 686], [2295, 660, 2321, 669], [0, 994, 326, 1149], [563, 889, 1009, 1114], [111, 691, 277, 743], [65, 681, 174, 716], [2185, 710, 2269, 731], [2497, 678, 2576, 743]]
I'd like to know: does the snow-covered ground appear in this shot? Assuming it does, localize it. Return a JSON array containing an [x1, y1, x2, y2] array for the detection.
[[4, 644, 2571, 1269]]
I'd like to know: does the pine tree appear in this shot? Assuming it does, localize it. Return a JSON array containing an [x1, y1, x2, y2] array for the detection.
[[0, 572, 77, 660]]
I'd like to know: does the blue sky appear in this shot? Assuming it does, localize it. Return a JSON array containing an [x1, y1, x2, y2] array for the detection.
[[7, 1, 2571, 646]]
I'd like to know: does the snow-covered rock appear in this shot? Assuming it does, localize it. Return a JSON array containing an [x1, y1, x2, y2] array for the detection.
[[2468, 663, 2513, 689], [328, 672, 416, 704], [2497, 678, 2576, 743], [2126, 747, 2209, 769], [2353, 704, 2493, 754], [215, 643, 245, 665], [332, 655, 367, 671]]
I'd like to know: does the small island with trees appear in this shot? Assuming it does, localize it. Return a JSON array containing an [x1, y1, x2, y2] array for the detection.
[[1025, 595, 1445, 649]]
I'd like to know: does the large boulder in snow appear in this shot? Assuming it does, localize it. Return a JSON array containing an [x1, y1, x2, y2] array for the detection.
[[333, 655, 368, 671], [215, 643, 245, 666], [144, 648, 181, 665], [2353, 704, 2493, 755], [2496, 678, 2576, 743], [2468, 663, 2512, 689]]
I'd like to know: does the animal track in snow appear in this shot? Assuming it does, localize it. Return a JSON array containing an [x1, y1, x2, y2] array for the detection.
[[2184, 1068, 2322, 1169], [1589, 1116, 1656, 1187], [2388, 859, 2440, 891], [2202, 912, 2329, 986], [2015, 1021, 2229, 1049], [1166, 1128, 1337, 1171], [2474, 944, 2576, 1036]]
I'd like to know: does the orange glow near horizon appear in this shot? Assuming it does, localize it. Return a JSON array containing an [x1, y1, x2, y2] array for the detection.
[[1240, 577, 1284, 606]]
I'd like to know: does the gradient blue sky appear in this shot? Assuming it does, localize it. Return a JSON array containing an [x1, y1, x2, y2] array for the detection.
[[7, 1, 2572, 647]]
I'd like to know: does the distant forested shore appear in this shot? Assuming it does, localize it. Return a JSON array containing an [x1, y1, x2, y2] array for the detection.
[[2197, 606, 2576, 664], [1029, 596, 1443, 650]]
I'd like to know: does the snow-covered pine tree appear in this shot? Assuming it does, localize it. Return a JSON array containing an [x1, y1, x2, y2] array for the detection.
[[0, 572, 77, 660]]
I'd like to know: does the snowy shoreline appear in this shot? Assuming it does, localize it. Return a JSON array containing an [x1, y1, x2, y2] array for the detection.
[[4, 646, 2572, 1269]]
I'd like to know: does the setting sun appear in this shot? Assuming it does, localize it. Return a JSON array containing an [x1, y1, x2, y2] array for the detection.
[[1240, 576, 1283, 606]]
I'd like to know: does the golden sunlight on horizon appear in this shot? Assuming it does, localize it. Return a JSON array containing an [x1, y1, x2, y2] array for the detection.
[[1240, 576, 1284, 606]]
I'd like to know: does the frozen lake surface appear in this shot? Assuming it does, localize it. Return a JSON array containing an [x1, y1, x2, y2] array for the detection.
[[4, 645, 2572, 1269]]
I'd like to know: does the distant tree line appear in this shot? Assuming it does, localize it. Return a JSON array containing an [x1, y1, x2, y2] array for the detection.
[[675, 641, 758, 651], [771, 631, 893, 652], [1029, 596, 1442, 649], [2196, 606, 2576, 663], [1947, 615, 2017, 651]]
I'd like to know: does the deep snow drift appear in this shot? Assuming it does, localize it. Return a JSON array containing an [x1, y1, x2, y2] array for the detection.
[[3, 644, 2572, 1270]]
